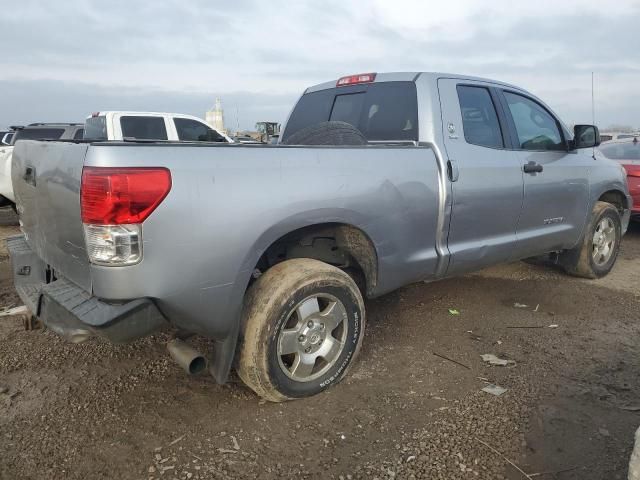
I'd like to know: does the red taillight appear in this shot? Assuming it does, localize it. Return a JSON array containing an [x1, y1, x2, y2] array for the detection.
[[336, 73, 376, 87], [81, 167, 171, 224]]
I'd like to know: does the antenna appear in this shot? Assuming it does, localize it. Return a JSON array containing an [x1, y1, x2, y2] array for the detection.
[[591, 72, 595, 125], [235, 104, 240, 135], [591, 72, 596, 160]]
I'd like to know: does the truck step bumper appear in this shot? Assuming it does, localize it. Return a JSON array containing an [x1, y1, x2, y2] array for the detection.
[[7, 234, 167, 343]]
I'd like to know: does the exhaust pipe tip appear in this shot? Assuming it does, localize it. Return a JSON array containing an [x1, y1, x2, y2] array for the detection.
[[167, 338, 207, 375], [186, 356, 207, 375]]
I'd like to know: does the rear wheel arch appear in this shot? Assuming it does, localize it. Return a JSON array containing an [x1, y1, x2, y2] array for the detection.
[[248, 222, 379, 298]]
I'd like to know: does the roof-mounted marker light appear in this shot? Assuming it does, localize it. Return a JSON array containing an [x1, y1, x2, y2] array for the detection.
[[336, 73, 377, 87]]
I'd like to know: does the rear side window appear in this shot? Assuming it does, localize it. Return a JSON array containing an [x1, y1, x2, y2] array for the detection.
[[282, 81, 418, 142], [73, 129, 84, 140], [174, 118, 226, 142], [84, 116, 107, 140], [503, 92, 564, 151], [456, 86, 504, 149], [120, 116, 168, 140], [13, 128, 65, 142]]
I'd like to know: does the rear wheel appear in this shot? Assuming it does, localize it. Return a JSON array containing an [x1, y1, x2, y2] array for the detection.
[[237, 258, 366, 402], [559, 201, 622, 278]]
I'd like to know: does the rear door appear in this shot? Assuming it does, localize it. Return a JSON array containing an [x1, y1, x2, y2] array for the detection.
[[438, 79, 524, 275], [498, 90, 590, 255]]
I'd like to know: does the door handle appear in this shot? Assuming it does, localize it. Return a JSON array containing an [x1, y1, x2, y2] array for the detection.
[[447, 159, 459, 182], [523, 161, 543, 174], [23, 166, 36, 186]]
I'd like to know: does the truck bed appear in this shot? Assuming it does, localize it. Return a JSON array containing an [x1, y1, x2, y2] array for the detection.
[[11, 140, 445, 341]]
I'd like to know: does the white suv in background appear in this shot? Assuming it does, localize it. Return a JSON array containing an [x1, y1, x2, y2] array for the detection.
[[84, 111, 232, 142]]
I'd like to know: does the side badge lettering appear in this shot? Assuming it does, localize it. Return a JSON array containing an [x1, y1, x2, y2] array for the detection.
[[447, 122, 458, 139]]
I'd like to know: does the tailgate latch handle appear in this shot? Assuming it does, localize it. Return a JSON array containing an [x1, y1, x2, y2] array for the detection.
[[23, 166, 36, 186]]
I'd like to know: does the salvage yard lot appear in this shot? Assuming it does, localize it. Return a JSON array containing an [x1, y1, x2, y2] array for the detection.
[[1, 210, 638, 480]]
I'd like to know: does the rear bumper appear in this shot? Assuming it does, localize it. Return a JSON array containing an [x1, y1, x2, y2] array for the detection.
[[7, 234, 167, 343]]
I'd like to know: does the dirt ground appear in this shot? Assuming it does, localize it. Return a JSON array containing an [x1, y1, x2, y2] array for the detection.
[[1, 208, 639, 480]]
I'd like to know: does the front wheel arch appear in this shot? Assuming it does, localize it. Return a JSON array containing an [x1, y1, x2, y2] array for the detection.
[[559, 200, 622, 279]]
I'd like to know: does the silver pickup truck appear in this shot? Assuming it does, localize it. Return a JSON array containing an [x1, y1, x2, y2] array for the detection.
[[8, 72, 631, 402]]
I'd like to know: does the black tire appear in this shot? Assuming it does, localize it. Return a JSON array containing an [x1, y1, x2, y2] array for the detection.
[[559, 201, 622, 279], [282, 121, 367, 146], [237, 258, 366, 402]]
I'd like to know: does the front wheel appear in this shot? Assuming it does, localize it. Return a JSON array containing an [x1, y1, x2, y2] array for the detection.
[[237, 258, 366, 402], [559, 201, 622, 278]]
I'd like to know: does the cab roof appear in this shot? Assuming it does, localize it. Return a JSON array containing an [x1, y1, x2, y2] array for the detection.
[[304, 72, 522, 94]]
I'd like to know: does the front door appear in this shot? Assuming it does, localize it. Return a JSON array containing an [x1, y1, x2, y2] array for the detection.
[[438, 79, 524, 275], [497, 90, 590, 256]]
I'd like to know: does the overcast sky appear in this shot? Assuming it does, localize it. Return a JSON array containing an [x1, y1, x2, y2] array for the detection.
[[1, 0, 639, 131]]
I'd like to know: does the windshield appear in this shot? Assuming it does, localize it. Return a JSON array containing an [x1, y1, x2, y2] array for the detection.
[[13, 128, 65, 142], [84, 116, 108, 141], [282, 81, 418, 143], [599, 141, 640, 160]]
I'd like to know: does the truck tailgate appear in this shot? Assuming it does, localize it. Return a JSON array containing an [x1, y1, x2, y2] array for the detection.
[[12, 140, 91, 291]]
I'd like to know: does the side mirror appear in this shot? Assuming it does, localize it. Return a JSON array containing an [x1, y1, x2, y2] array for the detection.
[[573, 124, 600, 149]]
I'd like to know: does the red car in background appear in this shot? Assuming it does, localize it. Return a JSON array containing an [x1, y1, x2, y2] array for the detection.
[[599, 137, 640, 220]]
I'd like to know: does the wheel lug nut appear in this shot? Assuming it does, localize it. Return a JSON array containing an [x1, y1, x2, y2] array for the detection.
[[298, 335, 305, 342], [320, 323, 325, 330], [307, 321, 314, 328], [305, 347, 311, 353]]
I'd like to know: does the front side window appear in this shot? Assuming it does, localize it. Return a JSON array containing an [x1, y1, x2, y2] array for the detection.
[[120, 116, 168, 140], [456, 85, 504, 149], [503, 92, 564, 151], [174, 118, 226, 142]]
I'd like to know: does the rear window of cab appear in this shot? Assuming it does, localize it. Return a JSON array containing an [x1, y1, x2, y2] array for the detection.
[[282, 82, 418, 143]]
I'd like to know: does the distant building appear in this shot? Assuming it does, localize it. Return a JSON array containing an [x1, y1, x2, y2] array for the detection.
[[206, 98, 226, 134]]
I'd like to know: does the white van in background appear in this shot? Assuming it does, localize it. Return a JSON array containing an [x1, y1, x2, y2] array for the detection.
[[84, 112, 232, 143]]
